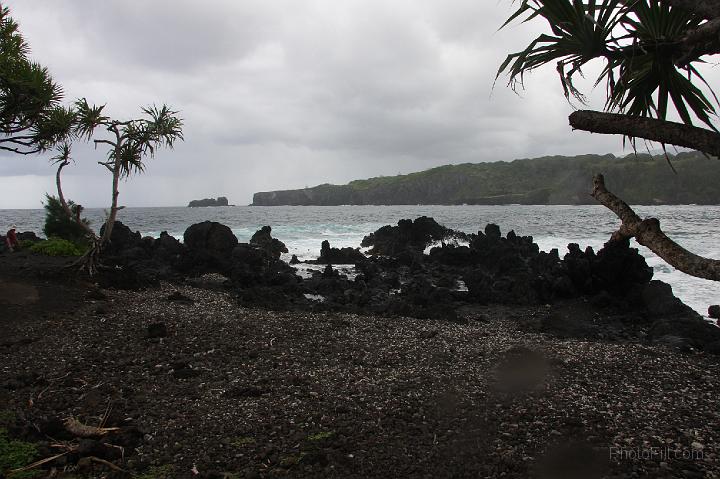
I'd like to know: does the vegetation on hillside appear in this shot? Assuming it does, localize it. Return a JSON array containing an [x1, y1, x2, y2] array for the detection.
[[253, 151, 720, 206]]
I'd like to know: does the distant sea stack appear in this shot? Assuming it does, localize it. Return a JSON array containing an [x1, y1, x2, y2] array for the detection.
[[188, 197, 229, 207], [252, 151, 720, 206]]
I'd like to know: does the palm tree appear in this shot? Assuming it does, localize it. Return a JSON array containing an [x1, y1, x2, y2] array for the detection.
[[498, 0, 720, 281]]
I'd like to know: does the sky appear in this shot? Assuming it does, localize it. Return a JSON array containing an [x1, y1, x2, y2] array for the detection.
[[0, 0, 713, 208]]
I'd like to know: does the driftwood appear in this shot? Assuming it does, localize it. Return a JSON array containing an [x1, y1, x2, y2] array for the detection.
[[591, 173, 720, 281], [64, 417, 120, 438]]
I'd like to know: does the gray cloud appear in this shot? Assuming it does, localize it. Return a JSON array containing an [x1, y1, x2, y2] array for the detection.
[[2, 0, 710, 208]]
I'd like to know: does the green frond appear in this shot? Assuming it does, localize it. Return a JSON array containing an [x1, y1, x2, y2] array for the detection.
[[499, 0, 718, 129], [74, 98, 108, 139]]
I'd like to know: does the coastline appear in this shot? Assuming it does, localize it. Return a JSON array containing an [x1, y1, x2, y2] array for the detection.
[[2, 204, 719, 318], [1, 253, 720, 478]]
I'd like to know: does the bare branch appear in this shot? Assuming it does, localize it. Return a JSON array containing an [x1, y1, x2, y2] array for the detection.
[[0, 136, 35, 143], [97, 161, 114, 172], [592, 174, 720, 281], [0, 145, 40, 155], [569, 110, 720, 157], [676, 17, 720, 65], [93, 139, 116, 149]]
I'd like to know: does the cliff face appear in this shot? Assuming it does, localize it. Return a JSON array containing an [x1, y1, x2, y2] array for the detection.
[[252, 152, 720, 206], [253, 186, 358, 206]]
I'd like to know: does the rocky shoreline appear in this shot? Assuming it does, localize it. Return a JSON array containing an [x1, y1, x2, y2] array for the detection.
[[86, 216, 720, 353], [1, 217, 719, 478]]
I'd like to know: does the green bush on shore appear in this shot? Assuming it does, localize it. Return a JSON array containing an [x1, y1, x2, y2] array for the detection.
[[29, 238, 87, 256], [42, 195, 91, 246], [0, 428, 39, 478]]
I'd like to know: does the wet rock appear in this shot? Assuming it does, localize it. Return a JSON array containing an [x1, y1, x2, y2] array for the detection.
[[16, 231, 42, 242], [154, 231, 183, 262], [649, 314, 720, 353], [322, 264, 338, 278], [654, 335, 694, 353], [99, 221, 143, 256], [250, 226, 288, 259], [230, 243, 299, 289], [419, 329, 439, 339], [484, 223, 501, 238], [184, 221, 237, 254], [224, 385, 267, 398], [290, 254, 300, 264], [564, 239, 653, 296], [709, 305, 720, 319], [147, 322, 167, 338], [316, 240, 366, 264], [166, 291, 194, 304], [182, 221, 238, 275], [85, 288, 108, 301], [172, 366, 200, 379], [361, 216, 461, 255], [641, 280, 691, 316]]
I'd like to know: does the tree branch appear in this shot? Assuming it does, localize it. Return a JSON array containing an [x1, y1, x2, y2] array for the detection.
[[93, 139, 116, 149], [676, 17, 720, 65], [663, 0, 720, 20], [569, 110, 720, 157], [0, 144, 39, 155], [592, 174, 720, 281], [0, 135, 34, 143]]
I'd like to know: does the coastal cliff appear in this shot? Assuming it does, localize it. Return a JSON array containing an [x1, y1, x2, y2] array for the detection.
[[253, 151, 720, 205]]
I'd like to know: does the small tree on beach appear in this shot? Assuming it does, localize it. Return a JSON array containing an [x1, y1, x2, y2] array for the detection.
[[1, 3, 183, 271], [53, 100, 184, 272], [0, 3, 74, 155], [498, 0, 720, 282]]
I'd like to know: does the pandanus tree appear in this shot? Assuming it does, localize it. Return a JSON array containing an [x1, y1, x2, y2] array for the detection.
[[498, 0, 720, 281], [1, 2, 184, 272], [0, 3, 74, 155], [52, 100, 183, 273]]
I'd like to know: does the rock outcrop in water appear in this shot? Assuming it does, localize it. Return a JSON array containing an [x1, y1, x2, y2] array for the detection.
[[93, 217, 720, 354], [187, 197, 229, 207]]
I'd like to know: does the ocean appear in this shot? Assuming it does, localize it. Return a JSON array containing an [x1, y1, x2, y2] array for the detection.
[[2, 204, 718, 318]]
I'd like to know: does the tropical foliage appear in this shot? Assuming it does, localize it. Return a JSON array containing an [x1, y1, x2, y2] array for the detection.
[[0, 3, 73, 155], [77, 102, 183, 248], [41, 101, 183, 272], [42, 194, 90, 245], [29, 237, 87, 257], [498, 0, 720, 282], [497, 0, 718, 129]]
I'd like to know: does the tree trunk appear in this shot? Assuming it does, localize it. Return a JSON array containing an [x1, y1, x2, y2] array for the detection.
[[100, 160, 122, 246], [55, 160, 96, 239], [55, 160, 75, 219], [591, 173, 720, 281], [569, 110, 720, 158]]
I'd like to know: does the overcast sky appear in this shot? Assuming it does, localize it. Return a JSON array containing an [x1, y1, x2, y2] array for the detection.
[[0, 1, 712, 208]]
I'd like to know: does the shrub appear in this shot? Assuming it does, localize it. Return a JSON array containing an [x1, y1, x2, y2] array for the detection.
[[42, 194, 91, 245], [0, 428, 38, 478], [29, 238, 86, 256]]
